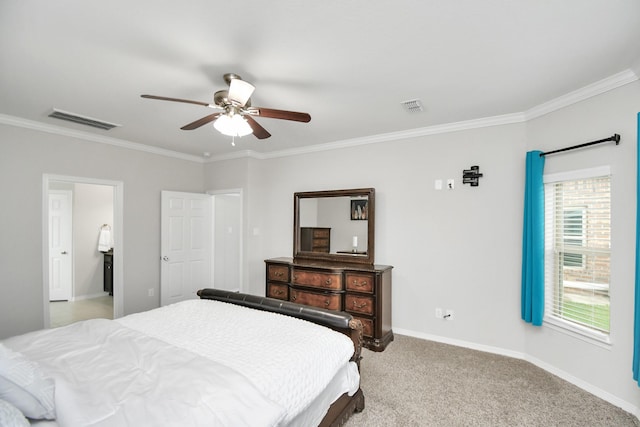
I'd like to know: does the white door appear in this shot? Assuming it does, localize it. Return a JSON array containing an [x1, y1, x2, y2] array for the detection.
[[49, 190, 73, 301], [160, 191, 212, 306]]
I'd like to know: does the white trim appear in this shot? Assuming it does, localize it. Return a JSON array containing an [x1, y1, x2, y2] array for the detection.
[[218, 112, 527, 161], [0, 114, 203, 163], [393, 327, 525, 360], [2, 69, 638, 163], [544, 165, 611, 183], [72, 292, 110, 302], [525, 69, 638, 121], [395, 327, 639, 419], [543, 317, 611, 349]]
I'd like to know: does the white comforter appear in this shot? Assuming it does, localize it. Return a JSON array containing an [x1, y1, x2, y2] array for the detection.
[[3, 299, 359, 427], [117, 299, 359, 424]]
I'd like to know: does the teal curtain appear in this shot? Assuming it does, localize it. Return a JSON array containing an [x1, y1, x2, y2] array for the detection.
[[634, 112, 640, 386], [522, 151, 545, 325]]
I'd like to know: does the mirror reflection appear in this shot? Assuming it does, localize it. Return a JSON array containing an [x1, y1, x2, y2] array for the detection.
[[299, 196, 368, 255]]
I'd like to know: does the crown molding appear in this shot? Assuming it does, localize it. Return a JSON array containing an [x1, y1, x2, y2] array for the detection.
[[524, 69, 638, 121], [0, 114, 204, 163], [254, 112, 527, 160], [2, 67, 638, 164]]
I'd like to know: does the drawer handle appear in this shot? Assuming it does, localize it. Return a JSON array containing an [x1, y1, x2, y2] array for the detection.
[[275, 271, 284, 277], [352, 300, 368, 309], [352, 279, 368, 287], [324, 278, 332, 286], [274, 289, 284, 295], [324, 299, 331, 307], [291, 294, 297, 301]]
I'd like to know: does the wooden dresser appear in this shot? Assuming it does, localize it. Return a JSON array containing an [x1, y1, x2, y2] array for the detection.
[[265, 257, 393, 351], [300, 227, 331, 253]]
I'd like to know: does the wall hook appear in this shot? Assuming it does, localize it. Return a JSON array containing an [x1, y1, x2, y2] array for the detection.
[[463, 166, 483, 187]]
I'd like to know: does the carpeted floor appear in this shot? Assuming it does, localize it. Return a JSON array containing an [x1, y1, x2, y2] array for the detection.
[[345, 334, 639, 426]]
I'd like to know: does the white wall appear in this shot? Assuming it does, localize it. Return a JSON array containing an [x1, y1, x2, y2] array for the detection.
[[0, 124, 204, 338], [204, 81, 640, 414], [206, 122, 529, 351], [73, 183, 113, 298], [524, 81, 640, 412]]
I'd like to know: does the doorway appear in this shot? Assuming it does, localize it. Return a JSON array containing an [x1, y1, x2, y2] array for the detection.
[[159, 189, 243, 305], [210, 189, 243, 292], [43, 175, 124, 328]]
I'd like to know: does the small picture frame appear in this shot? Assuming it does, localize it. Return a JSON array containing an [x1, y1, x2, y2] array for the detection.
[[351, 200, 368, 220]]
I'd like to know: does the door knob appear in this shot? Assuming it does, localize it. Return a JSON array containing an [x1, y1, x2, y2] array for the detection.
[[162, 256, 169, 261], [61, 251, 68, 255]]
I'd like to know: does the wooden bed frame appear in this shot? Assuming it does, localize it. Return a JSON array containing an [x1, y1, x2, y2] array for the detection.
[[197, 288, 365, 426]]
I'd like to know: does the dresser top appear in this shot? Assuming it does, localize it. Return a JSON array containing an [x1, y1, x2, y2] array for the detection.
[[266, 257, 393, 273]]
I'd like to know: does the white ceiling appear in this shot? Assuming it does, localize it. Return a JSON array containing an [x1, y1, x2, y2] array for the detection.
[[1, 1, 639, 160]]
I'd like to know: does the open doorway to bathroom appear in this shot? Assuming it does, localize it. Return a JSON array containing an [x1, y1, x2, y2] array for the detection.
[[43, 175, 123, 328]]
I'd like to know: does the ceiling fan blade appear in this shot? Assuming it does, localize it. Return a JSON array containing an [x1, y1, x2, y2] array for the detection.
[[141, 94, 215, 108], [228, 79, 255, 107], [251, 107, 311, 123], [244, 116, 271, 139], [181, 113, 223, 130]]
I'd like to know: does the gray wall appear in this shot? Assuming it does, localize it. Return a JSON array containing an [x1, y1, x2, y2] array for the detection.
[[73, 183, 113, 299], [0, 79, 638, 414], [0, 125, 204, 338], [204, 80, 640, 413]]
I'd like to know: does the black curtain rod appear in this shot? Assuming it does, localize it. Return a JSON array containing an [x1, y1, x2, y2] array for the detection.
[[539, 134, 620, 157]]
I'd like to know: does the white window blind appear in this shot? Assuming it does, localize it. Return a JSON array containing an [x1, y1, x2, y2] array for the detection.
[[544, 174, 610, 335]]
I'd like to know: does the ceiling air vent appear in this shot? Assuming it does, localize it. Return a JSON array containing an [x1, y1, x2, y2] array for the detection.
[[48, 108, 121, 130], [400, 99, 424, 113]]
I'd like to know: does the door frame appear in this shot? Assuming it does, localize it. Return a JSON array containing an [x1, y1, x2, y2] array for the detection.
[[208, 188, 243, 293], [42, 174, 124, 327]]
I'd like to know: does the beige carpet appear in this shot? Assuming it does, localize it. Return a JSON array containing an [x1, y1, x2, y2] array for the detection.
[[346, 334, 639, 427]]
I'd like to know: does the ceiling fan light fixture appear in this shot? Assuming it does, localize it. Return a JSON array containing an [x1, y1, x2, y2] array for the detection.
[[228, 79, 255, 106], [214, 114, 253, 137]]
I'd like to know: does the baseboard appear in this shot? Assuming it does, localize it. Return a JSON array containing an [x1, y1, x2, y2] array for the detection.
[[71, 292, 110, 302], [394, 327, 640, 420]]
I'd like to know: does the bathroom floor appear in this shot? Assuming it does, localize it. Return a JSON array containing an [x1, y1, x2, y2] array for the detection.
[[50, 295, 113, 328]]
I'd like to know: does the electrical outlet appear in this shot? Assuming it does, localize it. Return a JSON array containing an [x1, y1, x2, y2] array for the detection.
[[445, 309, 454, 320], [447, 179, 455, 189], [435, 308, 443, 319], [148, 288, 154, 297]]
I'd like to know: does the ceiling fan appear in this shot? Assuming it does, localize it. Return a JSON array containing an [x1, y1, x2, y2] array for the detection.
[[141, 73, 311, 140]]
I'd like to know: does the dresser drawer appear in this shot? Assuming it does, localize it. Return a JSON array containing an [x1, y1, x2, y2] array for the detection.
[[345, 272, 375, 293], [353, 316, 374, 338], [311, 239, 329, 252], [290, 289, 342, 310], [267, 264, 290, 283], [313, 228, 330, 238], [346, 294, 374, 316], [267, 283, 288, 300], [292, 269, 343, 290]]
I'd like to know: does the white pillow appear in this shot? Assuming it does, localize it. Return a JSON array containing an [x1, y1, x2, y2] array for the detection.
[[0, 398, 30, 427], [0, 344, 55, 420]]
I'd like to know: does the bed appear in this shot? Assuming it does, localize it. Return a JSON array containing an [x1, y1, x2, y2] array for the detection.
[[0, 289, 364, 427]]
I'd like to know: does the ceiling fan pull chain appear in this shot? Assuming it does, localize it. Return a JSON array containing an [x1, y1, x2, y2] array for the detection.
[[231, 136, 236, 147]]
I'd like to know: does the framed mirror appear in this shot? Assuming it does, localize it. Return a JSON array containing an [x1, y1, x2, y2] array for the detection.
[[293, 188, 375, 265]]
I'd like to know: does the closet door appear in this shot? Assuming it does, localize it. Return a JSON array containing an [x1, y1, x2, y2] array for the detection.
[[160, 191, 212, 306]]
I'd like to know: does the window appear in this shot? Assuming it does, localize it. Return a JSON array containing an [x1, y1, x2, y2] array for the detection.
[[544, 169, 611, 339], [562, 208, 585, 268]]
